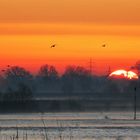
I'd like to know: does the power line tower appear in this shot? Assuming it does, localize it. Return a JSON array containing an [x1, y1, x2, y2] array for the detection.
[[89, 58, 94, 75], [108, 66, 111, 75]]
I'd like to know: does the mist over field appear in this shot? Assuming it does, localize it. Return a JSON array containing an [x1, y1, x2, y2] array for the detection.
[[0, 64, 139, 112]]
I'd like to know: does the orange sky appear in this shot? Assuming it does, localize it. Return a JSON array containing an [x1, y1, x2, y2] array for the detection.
[[0, 0, 140, 75]]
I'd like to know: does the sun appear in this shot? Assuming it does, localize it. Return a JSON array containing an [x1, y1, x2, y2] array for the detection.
[[109, 69, 139, 80]]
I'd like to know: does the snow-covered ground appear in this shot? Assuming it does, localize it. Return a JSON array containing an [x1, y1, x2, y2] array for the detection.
[[0, 112, 140, 139]]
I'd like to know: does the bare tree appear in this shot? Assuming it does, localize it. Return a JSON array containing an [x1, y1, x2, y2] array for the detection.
[[38, 64, 58, 80], [36, 65, 59, 93], [130, 61, 140, 76], [62, 66, 92, 93], [135, 61, 140, 75], [4, 66, 32, 83], [3, 66, 33, 101]]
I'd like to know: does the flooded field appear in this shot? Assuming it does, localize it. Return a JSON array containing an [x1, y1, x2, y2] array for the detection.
[[0, 112, 140, 140]]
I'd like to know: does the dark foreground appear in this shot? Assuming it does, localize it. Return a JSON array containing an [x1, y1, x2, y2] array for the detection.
[[0, 96, 139, 113]]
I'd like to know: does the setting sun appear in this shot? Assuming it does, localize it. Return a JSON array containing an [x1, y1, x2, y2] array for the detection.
[[109, 70, 139, 80]]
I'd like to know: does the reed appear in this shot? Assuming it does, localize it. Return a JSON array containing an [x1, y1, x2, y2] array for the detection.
[[41, 113, 49, 140], [16, 124, 19, 140]]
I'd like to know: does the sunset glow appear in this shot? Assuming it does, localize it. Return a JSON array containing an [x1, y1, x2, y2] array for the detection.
[[0, 0, 140, 74]]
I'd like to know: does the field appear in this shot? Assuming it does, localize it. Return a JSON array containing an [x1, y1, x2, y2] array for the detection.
[[0, 112, 140, 140]]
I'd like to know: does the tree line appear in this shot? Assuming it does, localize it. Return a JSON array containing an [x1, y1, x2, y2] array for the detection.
[[0, 61, 140, 102]]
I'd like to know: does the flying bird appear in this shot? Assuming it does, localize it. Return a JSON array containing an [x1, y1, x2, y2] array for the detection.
[[50, 44, 56, 48], [102, 44, 106, 47]]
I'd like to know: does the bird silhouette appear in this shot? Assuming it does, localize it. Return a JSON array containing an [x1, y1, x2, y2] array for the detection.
[[102, 44, 106, 47], [50, 44, 56, 48], [104, 115, 109, 120]]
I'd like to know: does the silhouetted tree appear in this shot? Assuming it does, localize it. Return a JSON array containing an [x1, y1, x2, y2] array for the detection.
[[104, 79, 121, 95], [61, 66, 92, 94], [131, 61, 140, 76], [61, 66, 75, 94], [38, 64, 49, 78], [135, 61, 140, 72], [75, 66, 92, 91], [3, 83, 33, 101], [36, 65, 59, 94], [4, 66, 32, 84], [49, 66, 59, 80], [3, 66, 33, 101], [38, 64, 58, 80], [0, 75, 6, 93]]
